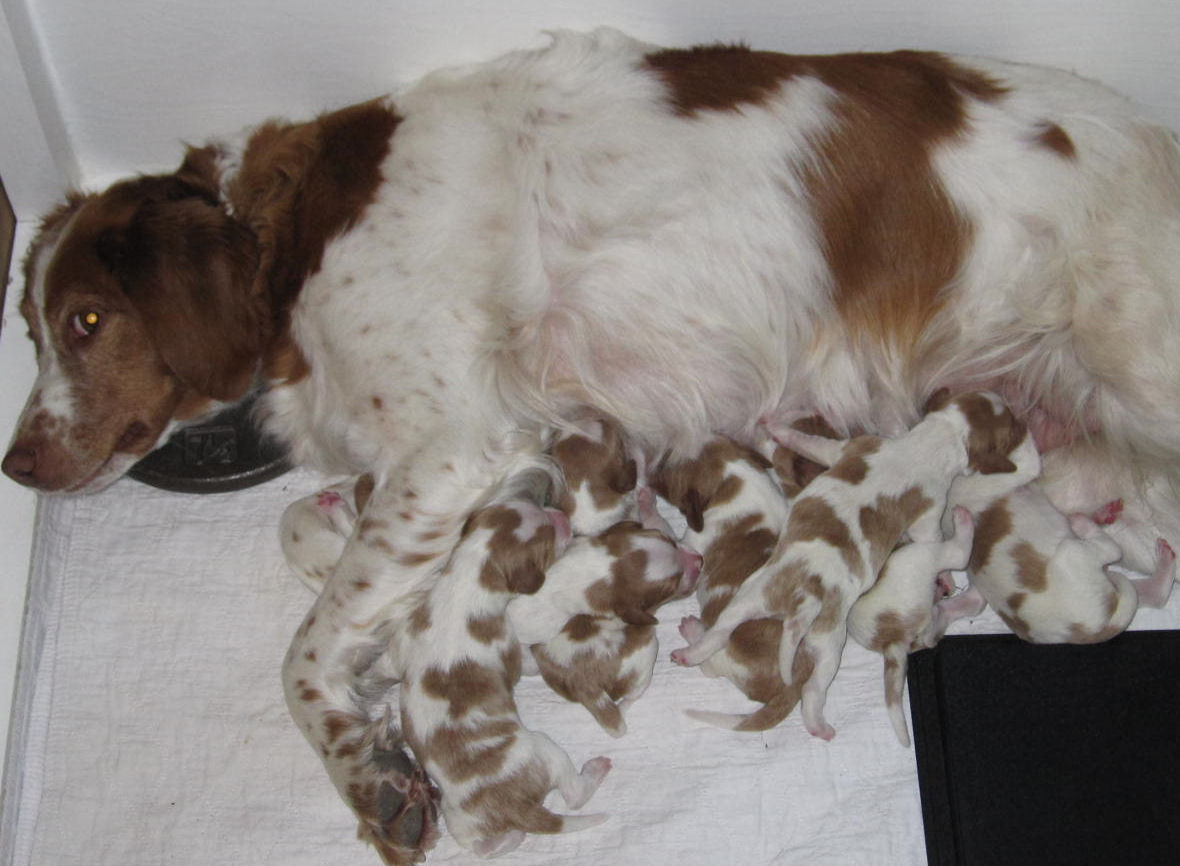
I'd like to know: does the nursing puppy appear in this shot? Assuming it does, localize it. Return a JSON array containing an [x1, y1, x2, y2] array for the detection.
[[514, 513, 699, 734], [549, 419, 639, 535], [529, 614, 660, 738], [510, 518, 700, 648], [846, 506, 983, 746], [279, 474, 374, 592], [962, 485, 1176, 643], [398, 498, 612, 858], [653, 435, 810, 731], [671, 391, 1028, 740]]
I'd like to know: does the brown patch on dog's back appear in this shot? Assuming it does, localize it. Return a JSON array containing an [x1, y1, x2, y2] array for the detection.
[[858, 487, 935, 572], [825, 436, 882, 485], [1011, 541, 1049, 592], [407, 717, 519, 785], [969, 501, 1014, 573], [786, 496, 864, 573], [421, 660, 513, 720]]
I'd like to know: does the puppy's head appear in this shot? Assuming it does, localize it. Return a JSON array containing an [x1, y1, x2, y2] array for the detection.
[[550, 419, 638, 534], [591, 522, 701, 626], [934, 390, 1030, 475], [464, 501, 570, 596], [3, 147, 264, 493], [649, 437, 767, 532]]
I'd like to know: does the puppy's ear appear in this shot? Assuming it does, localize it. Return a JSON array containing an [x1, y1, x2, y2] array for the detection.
[[615, 606, 659, 627], [609, 457, 638, 495], [973, 453, 1018, 475], [507, 562, 546, 595], [922, 388, 951, 414], [683, 489, 707, 534]]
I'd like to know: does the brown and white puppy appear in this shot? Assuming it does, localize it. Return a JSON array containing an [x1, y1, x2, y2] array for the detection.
[[959, 485, 1176, 644], [846, 505, 983, 746], [529, 614, 661, 738], [511, 518, 700, 647], [671, 391, 1028, 740], [398, 498, 612, 858], [512, 514, 700, 735], [653, 435, 810, 731], [279, 474, 374, 592], [548, 419, 639, 535]]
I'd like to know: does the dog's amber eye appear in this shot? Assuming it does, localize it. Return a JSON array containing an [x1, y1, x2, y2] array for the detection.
[[71, 311, 100, 337]]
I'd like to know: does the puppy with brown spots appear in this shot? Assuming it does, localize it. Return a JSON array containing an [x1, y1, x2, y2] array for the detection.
[[847, 505, 983, 746], [672, 391, 1028, 741], [397, 498, 613, 858], [652, 435, 811, 731], [279, 474, 375, 592], [955, 482, 1176, 645], [512, 495, 701, 736], [529, 614, 661, 738], [548, 418, 639, 535]]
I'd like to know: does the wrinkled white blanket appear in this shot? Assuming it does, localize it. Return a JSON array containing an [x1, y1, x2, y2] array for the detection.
[[4, 468, 1180, 865]]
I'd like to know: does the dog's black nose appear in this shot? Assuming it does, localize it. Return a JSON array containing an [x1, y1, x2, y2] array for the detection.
[[2, 445, 38, 485]]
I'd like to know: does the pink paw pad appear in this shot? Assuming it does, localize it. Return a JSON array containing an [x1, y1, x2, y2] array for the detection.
[[1158, 538, 1175, 564]]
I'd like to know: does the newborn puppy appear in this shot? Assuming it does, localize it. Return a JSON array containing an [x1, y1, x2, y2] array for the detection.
[[529, 614, 659, 738], [549, 419, 639, 535], [963, 485, 1176, 643], [510, 519, 700, 647], [398, 498, 611, 858], [279, 474, 374, 592], [513, 512, 700, 736], [847, 506, 983, 746], [653, 435, 809, 731], [672, 391, 1028, 740]]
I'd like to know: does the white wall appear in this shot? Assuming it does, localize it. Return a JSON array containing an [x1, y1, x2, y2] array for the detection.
[[5, 0, 1180, 196], [0, 0, 1178, 773]]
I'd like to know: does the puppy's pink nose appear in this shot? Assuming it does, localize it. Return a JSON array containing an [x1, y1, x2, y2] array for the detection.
[[2, 445, 38, 486]]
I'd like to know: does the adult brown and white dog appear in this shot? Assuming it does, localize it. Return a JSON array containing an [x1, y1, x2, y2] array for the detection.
[[8, 23, 1180, 857]]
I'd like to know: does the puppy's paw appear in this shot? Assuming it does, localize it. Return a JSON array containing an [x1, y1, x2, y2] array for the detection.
[[678, 615, 705, 641]]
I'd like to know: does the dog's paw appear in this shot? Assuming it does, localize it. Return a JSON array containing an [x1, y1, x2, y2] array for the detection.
[[347, 711, 441, 865]]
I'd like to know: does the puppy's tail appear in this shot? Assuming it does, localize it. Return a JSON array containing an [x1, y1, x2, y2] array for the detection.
[[516, 808, 610, 837], [683, 688, 800, 732], [882, 645, 912, 748]]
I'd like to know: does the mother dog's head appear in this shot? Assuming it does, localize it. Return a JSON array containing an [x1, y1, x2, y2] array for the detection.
[[3, 149, 265, 493]]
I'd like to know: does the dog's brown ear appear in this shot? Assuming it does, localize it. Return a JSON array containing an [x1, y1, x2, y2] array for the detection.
[[923, 388, 952, 414], [615, 605, 659, 627], [102, 172, 262, 400]]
